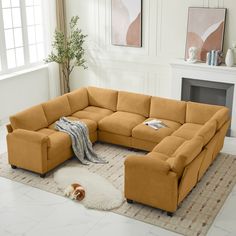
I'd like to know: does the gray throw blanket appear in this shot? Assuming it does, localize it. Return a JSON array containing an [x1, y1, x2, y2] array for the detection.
[[55, 117, 107, 165]]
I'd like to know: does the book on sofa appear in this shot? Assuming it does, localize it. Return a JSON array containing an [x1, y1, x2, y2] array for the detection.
[[144, 119, 167, 130]]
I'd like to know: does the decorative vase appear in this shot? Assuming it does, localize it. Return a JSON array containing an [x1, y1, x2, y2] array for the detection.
[[225, 48, 234, 67]]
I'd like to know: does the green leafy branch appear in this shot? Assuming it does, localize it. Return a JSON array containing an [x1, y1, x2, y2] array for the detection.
[[45, 16, 87, 92]]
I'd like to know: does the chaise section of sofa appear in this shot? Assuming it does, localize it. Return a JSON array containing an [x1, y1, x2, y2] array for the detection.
[[125, 103, 230, 214], [6, 86, 230, 214]]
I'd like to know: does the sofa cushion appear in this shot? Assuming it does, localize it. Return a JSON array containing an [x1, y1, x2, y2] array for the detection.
[[47, 132, 72, 159], [167, 136, 204, 176], [72, 106, 113, 122], [117, 91, 151, 117], [37, 128, 56, 136], [132, 118, 181, 143], [153, 136, 186, 156], [150, 97, 186, 124], [172, 123, 203, 140], [99, 111, 145, 137], [146, 152, 170, 161], [10, 105, 48, 131], [186, 102, 222, 125], [195, 119, 217, 145], [211, 108, 230, 130], [43, 95, 71, 125], [87, 87, 118, 111], [67, 87, 88, 113], [48, 116, 97, 133]]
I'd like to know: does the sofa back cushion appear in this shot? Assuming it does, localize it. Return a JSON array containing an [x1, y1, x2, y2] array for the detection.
[[67, 87, 89, 113], [150, 97, 186, 124], [195, 119, 217, 145], [167, 136, 203, 176], [117, 91, 151, 117], [10, 105, 48, 131], [211, 107, 230, 130], [186, 102, 223, 124], [87, 87, 118, 111], [42, 95, 71, 124]]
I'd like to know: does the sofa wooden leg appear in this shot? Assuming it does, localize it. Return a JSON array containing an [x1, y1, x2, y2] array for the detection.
[[167, 212, 173, 217], [40, 173, 46, 178], [127, 199, 133, 204], [11, 165, 17, 169]]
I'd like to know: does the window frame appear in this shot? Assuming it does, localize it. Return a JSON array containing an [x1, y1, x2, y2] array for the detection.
[[0, 0, 46, 76]]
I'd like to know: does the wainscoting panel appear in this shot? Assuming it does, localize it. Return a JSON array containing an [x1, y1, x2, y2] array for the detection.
[[66, 0, 236, 98]]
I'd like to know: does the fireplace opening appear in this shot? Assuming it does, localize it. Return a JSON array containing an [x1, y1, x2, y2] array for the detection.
[[190, 86, 226, 106], [181, 78, 234, 136]]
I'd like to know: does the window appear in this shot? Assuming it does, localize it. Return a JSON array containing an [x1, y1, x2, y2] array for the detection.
[[0, 0, 45, 74]]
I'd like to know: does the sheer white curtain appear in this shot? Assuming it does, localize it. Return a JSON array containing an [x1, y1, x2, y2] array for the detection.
[[56, 0, 68, 94], [43, 0, 65, 97]]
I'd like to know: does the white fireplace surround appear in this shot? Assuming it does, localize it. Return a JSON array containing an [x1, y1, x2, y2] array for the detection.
[[170, 60, 236, 137]]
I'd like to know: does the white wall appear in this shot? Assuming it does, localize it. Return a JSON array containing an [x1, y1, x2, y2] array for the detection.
[[66, 0, 236, 97], [0, 0, 60, 124], [0, 67, 49, 124]]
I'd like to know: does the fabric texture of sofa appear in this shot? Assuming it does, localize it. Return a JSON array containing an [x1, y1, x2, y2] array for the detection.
[[7, 86, 230, 214]]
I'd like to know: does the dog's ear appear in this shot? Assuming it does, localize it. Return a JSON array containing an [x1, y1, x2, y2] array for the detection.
[[71, 183, 79, 189]]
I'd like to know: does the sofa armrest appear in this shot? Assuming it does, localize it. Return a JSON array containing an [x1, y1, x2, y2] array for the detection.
[[125, 155, 171, 174], [124, 154, 178, 212], [7, 129, 49, 174], [11, 129, 49, 145]]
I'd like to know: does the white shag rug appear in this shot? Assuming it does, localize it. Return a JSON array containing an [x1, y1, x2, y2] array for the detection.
[[53, 166, 124, 210]]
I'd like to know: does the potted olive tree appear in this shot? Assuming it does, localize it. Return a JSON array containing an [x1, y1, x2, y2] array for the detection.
[[45, 16, 87, 92]]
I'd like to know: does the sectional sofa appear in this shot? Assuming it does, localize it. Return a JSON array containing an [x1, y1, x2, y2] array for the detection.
[[7, 87, 230, 215]]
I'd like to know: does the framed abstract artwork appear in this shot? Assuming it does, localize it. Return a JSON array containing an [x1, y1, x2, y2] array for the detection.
[[185, 7, 227, 62], [111, 0, 142, 47]]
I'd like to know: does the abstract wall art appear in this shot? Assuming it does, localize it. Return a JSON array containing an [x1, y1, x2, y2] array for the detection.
[[185, 7, 227, 61], [111, 0, 142, 47]]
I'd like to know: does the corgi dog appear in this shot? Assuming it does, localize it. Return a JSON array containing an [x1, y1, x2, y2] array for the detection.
[[64, 183, 85, 201]]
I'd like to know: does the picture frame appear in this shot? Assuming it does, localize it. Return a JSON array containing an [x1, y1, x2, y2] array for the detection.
[[111, 0, 142, 47], [185, 7, 227, 62]]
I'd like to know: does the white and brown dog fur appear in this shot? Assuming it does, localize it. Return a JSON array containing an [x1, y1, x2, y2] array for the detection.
[[64, 183, 85, 201]]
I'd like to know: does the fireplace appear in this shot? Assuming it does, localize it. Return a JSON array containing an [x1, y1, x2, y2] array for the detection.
[[170, 60, 236, 137], [181, 78, 234, 135]]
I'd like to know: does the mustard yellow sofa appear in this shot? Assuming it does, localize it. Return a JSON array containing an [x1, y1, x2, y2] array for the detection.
[[6, 86, 230, 215]]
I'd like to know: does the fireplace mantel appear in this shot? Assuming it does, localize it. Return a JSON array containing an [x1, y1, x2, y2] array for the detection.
[[170, 59, 236, 137]]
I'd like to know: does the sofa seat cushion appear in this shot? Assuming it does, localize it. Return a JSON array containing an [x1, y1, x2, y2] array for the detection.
[[47, 132, 72, 160], [153, 136, 186, 156], [172, 123, 203, 140], [99, 111, 145, 137], [72, 106, 113, 122], [37, 128, 56, 136], [48, 116, 97, 133], [132, 118, 181, 143], [48, 132, 72, 149]]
